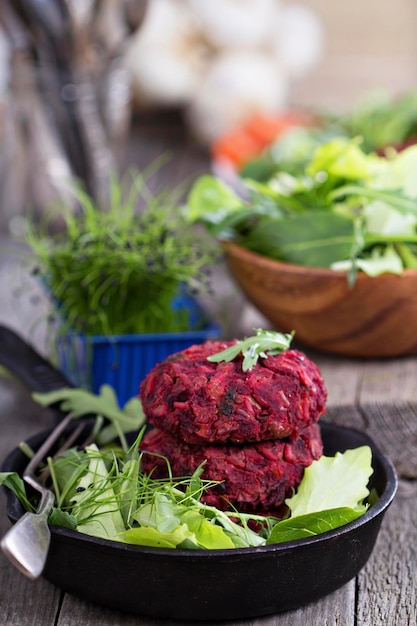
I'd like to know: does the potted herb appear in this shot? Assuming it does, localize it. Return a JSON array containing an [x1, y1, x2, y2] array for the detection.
[[25, 170, 221, 404]]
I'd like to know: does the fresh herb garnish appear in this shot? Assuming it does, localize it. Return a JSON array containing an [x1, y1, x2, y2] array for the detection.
[[25, 169, 218, 335], [0, 438, 374, 549], [207, 328, 294, 371], [32, 385, 145, 451]]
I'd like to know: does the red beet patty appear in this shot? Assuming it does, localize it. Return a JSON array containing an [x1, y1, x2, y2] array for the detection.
[[140, 342, 327, 445], [139, 424, 323, 512]]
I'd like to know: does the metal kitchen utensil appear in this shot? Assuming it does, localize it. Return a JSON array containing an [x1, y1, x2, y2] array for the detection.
[[1, 412, 80, 579]]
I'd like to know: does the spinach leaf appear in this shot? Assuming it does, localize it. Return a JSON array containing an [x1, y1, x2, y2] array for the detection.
[[243, 211, 355, 267], [266, 507, 365, 544]]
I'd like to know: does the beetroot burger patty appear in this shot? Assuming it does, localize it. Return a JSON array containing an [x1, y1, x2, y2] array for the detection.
[[140, 342, 327, 445], [139, 424, 323, 513]]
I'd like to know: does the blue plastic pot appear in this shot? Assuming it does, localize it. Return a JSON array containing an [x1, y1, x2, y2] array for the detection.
[[55, 321, 221, 406]]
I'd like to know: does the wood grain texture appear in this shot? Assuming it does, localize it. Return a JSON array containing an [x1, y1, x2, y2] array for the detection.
[[56, 583, 356, 626], [357, 480, 417, 626], [222, 241, 417, 359]]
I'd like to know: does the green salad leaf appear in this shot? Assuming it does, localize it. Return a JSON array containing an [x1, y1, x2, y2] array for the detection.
[[265, 445, 373, 544], [266, 507, 365, 544], [186, 174, 243, 235], [331, 245, 404, 276], [207, 328, 294, 371], [69, 444, 126, 541], [306, 137, 377, 181], [243, 211, 355, 267], [1, 383, 376, 551], [32, 385, 145, 451], [285, 445, 373, 517], [0, 472, 34, 511], [0, 442, 375, 550], [186, 138, 417, 280]]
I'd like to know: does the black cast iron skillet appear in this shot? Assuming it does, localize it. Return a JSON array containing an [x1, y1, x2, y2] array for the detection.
[[0, 325, 398, 622]]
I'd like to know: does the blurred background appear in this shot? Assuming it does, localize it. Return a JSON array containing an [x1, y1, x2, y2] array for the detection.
[[289, 0, 417, 109], [0, 0, 416, 234]]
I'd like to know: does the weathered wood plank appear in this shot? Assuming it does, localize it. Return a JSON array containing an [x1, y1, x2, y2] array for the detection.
[[0, 555, 60, 626], [56, 583, 356, 626], [0, 376, 61, 626], [310, 353, 417, 478], [360, 357, 417, 404], [357, 479, 417, 626], [360, 403, 417, 478], [312, 353, 365, 408]]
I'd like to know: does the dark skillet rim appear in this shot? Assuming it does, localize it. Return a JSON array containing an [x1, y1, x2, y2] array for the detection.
[[1, 422, 398, 558]]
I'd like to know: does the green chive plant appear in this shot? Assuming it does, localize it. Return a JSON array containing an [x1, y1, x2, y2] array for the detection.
[[25, 170, 218, 336]]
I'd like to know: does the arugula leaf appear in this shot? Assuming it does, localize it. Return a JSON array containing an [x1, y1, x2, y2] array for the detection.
[[32, 385, 145, 450], [207, 328, 294, 371]]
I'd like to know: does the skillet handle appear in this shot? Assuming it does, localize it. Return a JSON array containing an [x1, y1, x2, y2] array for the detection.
[[0, 325, 73, 393]]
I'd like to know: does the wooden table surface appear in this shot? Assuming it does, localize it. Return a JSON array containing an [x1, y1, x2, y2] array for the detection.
[[0, 113, 416, 625]]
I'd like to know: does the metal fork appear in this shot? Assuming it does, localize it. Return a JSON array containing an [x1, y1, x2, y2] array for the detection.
[[1, 412, 93, 579]]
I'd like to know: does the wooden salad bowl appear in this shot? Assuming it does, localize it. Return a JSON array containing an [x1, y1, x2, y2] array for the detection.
[[222, 241, 417, 358]]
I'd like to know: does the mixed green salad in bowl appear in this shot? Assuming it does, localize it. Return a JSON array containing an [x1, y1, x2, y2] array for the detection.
[[189, 136, 417, 284], [186, 135, 417, 358]]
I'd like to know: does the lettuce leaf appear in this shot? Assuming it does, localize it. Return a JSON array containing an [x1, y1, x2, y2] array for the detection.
[[70, 444, 125, 541], [286, 446, 373, 517], [186, 175, 242, 224], [331, 246, 404, 276], [306, 137, 378, 181]]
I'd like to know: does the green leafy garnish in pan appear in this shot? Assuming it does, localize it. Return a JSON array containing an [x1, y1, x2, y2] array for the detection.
[[0, 371, 375, 550], [0, 424, 374, 550]]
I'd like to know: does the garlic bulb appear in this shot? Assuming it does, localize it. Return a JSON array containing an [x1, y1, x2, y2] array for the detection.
[[272, 3, 325, 79], [186, 0, 279, 50], [124, 0, 208, 107], [186, 51, 288, 144], [124, 0, 324, 143]]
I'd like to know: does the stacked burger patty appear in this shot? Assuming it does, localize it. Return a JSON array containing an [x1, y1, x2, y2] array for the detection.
[[139, 341, 327, 513]]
